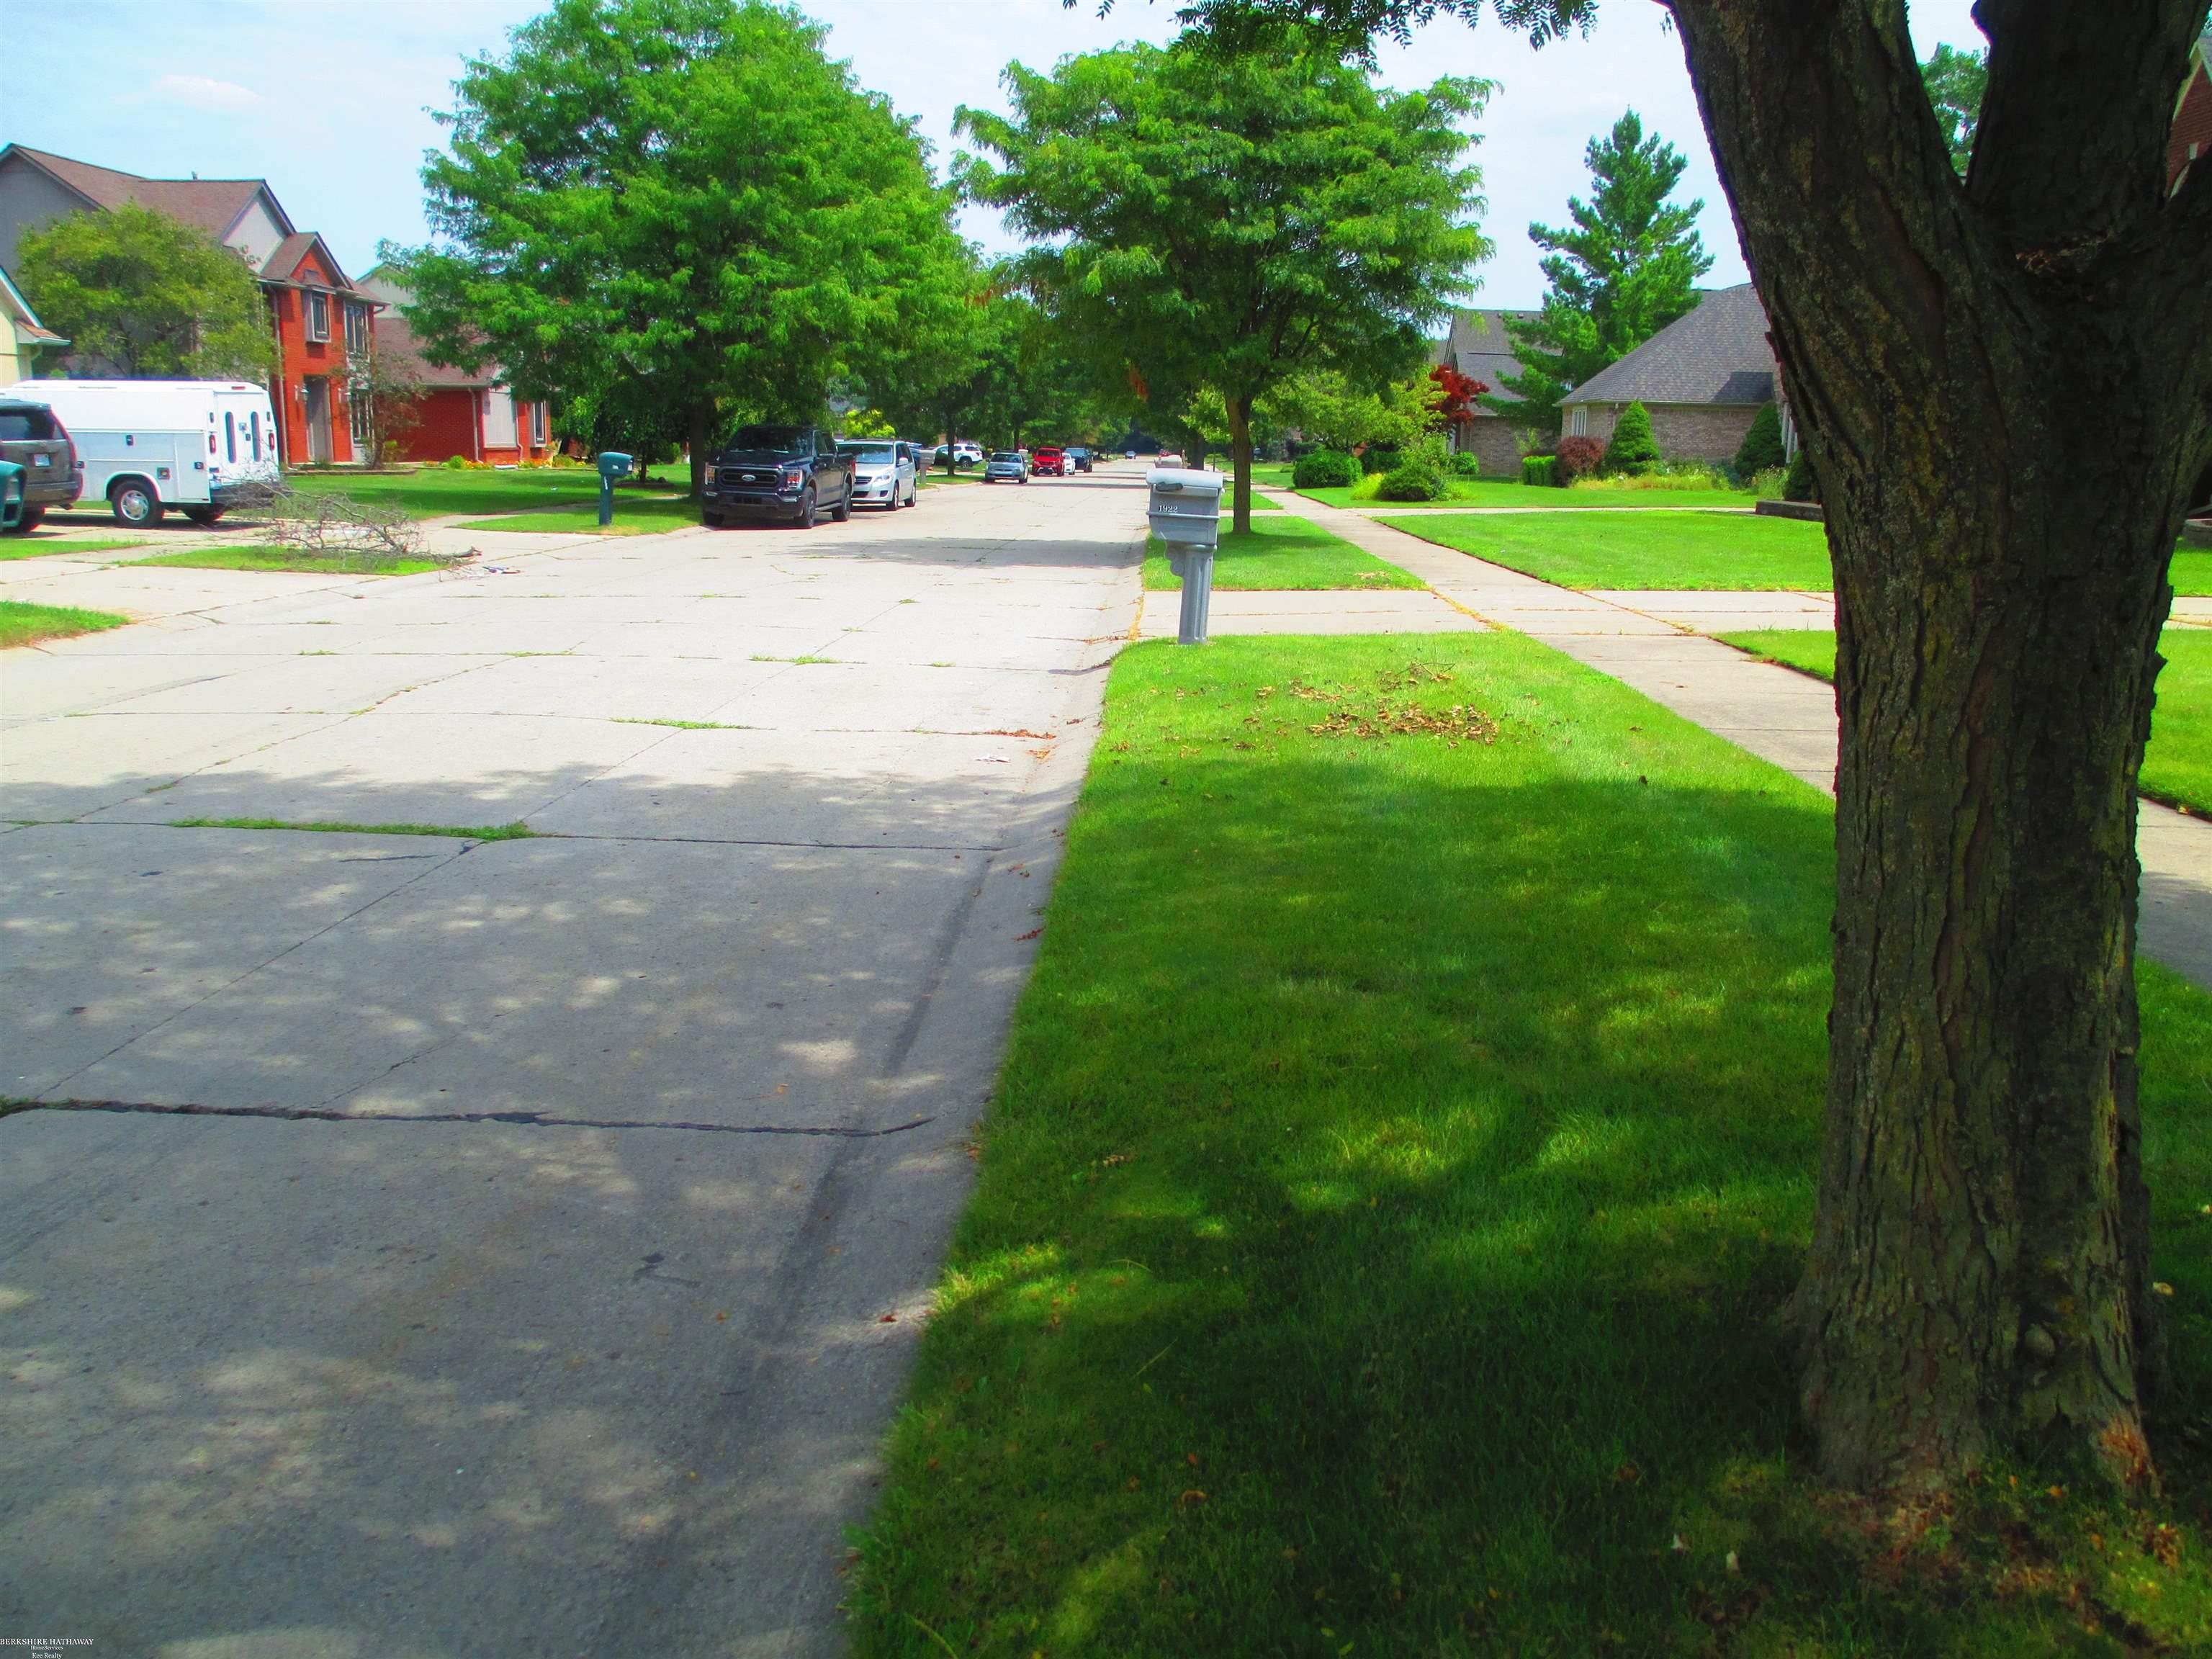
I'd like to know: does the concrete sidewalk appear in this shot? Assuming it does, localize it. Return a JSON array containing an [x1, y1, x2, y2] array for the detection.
[[1269, 487, 2212, 994]]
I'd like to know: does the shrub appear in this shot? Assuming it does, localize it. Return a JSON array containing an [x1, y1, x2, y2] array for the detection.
[[1375, 462, 1448, 502], [1747, 464, 1789, 500], [1447, 450, 1481, 478], [1735, 402, 1786, 475], [1602, 401, 1662, 475], [1553, 435, 1606, 485], [443, 454, 471, 470], [1521, 455, 1558, 487], [1292, 449, 1359, 490], [1785, 445, 1819, 503], [1570, 463, 1732, 493], [1359, 446, 1401, 476]]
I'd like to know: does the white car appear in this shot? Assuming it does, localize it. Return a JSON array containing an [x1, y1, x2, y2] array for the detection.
[[837, 439, 917, 509]]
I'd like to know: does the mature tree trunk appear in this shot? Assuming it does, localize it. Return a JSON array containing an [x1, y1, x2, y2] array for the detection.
[[687, 404, 711, 500], [1228, 393, 1256, 533], [1668, 0, 2212, 1493]]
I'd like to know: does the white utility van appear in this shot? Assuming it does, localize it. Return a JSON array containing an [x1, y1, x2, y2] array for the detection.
[[0, 379, 282, 526]]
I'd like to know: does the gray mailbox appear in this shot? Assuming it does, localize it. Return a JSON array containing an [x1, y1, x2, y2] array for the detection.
[[1147, 467, 1225, 644], [595, 451, 634, 526]]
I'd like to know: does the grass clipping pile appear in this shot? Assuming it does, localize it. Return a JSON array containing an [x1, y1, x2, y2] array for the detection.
[[1279, 662, 1499, 745]]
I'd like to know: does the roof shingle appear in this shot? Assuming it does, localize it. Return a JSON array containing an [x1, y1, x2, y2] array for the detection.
[[1561, 284, 1775, 409], [7, 145, 285, 243]]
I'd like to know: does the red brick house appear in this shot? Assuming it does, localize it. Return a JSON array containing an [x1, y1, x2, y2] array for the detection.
[[2171, 32, 2212, 194], [0, 144, 377, 465], [357, 265, 554, 466]]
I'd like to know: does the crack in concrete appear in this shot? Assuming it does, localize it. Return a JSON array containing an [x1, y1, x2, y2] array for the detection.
[[14, 1097, 935, 1137]]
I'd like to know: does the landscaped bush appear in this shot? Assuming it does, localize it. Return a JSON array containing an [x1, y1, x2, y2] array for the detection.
[[1292, 449, 1359, 490], [1735, 401, 1787, 475], [1553, 435, 1606, 485], [1569, 463, 1732, 493], [1521, 455, 1558, 487], [1785, 445, 1819, 503], [1375, 462, 1449, 501], [1359, 446, 1401, 476], [1748, 464, 1789, 500], [1602, 400, 1662, 475], [1447, 450, 1481, 478]]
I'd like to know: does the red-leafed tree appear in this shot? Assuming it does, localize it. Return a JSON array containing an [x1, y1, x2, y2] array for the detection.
[[1427, 361, 1488, 429]]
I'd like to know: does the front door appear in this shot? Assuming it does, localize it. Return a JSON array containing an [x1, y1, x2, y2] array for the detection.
[[304, 379, 333, 464]]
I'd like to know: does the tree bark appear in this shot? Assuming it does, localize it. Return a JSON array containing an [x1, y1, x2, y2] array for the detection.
[[1228, 393, 1256, 534], [1665, 0, 2212, 1494], [687, 404, 710, 500]]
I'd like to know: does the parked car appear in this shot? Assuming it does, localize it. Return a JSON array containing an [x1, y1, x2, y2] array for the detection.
[[1031, 446, 1066, 477], [0, 396, 83, 531], [984, 450, 1029, 484], [1155, 451, 1186, 469], [1065, 446, 1093, 473], [0, 378, 277, 527], [837, 438, 917, 510], [702, 424, 854, 527]]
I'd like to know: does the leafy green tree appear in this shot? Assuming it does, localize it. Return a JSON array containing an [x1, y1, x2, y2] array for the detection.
[[1922, 42, 1988, 175], [957, 37, 1488, 529], [1259, 366, 1437, 456], [1734, 400, 1786, 475], [17, 202, 274, 380], [1600, 400, 1660, 473], [396, 0, 968, 496], [1485, 110, 1712, 434], [1139, 0, 2212, 1501]]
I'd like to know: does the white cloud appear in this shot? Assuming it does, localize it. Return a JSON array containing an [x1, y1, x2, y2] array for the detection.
[[152, 73, 264, 112]]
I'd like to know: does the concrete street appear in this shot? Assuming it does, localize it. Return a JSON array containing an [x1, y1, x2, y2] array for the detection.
[[1, 469, 1146, 1657]]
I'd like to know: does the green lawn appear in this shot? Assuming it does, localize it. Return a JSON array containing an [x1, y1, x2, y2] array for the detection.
[[848, 631, 2212, 1655], [1296, 477, 1758, 512], [453, 493, 704, 535], [283, 466, 688, 521], [1143, 515, 1421, 591], [1, 599, 130, 648], [0, 536, 140, 561], [1719, 626, 2212, 817], [130, 545, 446, 575], [1400, 510, 1834, 590], [2173, 544, 2212, 597]]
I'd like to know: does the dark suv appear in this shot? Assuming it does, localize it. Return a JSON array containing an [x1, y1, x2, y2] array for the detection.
[[0, 398, 84, 531], [702, 424, 854, 528]]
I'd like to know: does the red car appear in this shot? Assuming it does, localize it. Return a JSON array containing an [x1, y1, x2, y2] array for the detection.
[[1031, 446, 1066, 477]]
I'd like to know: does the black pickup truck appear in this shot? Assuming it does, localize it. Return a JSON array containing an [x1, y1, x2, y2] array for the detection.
[[701, 424, 854, 529]]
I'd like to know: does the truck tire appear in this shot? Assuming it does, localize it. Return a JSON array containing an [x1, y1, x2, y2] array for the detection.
[[796, 487, 817, 529], [111, 478, 163, 527], [830, 482, 851, 523]]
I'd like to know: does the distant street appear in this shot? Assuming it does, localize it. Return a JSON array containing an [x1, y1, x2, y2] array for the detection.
[[1, 467, 1147, 1655]]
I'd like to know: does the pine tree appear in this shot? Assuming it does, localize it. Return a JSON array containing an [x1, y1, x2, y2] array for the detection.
[[1486, 111, 1713, 434], [1735, 402, 1786, 475], [1602, 400, 1660, 475]]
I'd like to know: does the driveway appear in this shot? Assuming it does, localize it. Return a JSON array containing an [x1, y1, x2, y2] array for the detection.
[[1, 471, 1147, 1655]]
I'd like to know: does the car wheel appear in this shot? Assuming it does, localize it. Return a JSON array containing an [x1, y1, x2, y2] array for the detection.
[[111, 478, 163, 526], [797, 487, 817, 529], [184, 506, 225, 527], [703, 512, 725, 529]]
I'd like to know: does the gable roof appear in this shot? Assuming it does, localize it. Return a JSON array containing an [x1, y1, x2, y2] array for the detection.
[[0, 265, 66, 346], [1561, 284, 1775, 408], [1434, 308, 1540, 403], [0, 144, 291, 246], [261, 231, 362, 293]]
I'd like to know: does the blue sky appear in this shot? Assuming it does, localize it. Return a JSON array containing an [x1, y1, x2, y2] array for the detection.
[[1, 0, 1986, 311]]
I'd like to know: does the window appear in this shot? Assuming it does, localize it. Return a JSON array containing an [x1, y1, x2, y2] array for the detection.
[[250, 410, 264, 460], [1566, 405, 1588, 437], [305, 291, 330, 343], [343, 302, 370, 356], [349, 388, 374, 448], [224, 412, 237, 462], [530, 401, 548, 445]]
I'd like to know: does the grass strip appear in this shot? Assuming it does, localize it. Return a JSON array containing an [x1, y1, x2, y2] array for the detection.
[[283, 466, 688, 521], [1143, 515, 1422, 592], [130, 546, 445, 575], [2172, 545, 2212, 598], [0, 599, 130, 649], [454, 495, 703, 536], [612, 716, 755, 731], [0, 536, 140, 561], [168, 817, 536, 840], [1297, 479, 1757, 511], [1396, 509, 1834, 590], [1718, 626, 2212, 817], [848, 631, 2212, 1655]]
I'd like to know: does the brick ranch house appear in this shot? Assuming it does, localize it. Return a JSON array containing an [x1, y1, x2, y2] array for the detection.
[[2172, 31, 2211, 194], [356, 266, 553, 467], [1431, 308, 1540, 478], [1558, 283, 1779, 464], [0, 144, 378, 465]]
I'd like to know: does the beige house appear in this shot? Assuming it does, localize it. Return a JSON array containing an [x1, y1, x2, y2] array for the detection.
[[0, 266, 65, 381], [1558, 284, 1777, 464]]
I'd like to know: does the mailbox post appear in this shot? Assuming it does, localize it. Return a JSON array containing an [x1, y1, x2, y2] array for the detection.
[[1146, 467, 1225, 644], [595, 451, 634, 527]]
